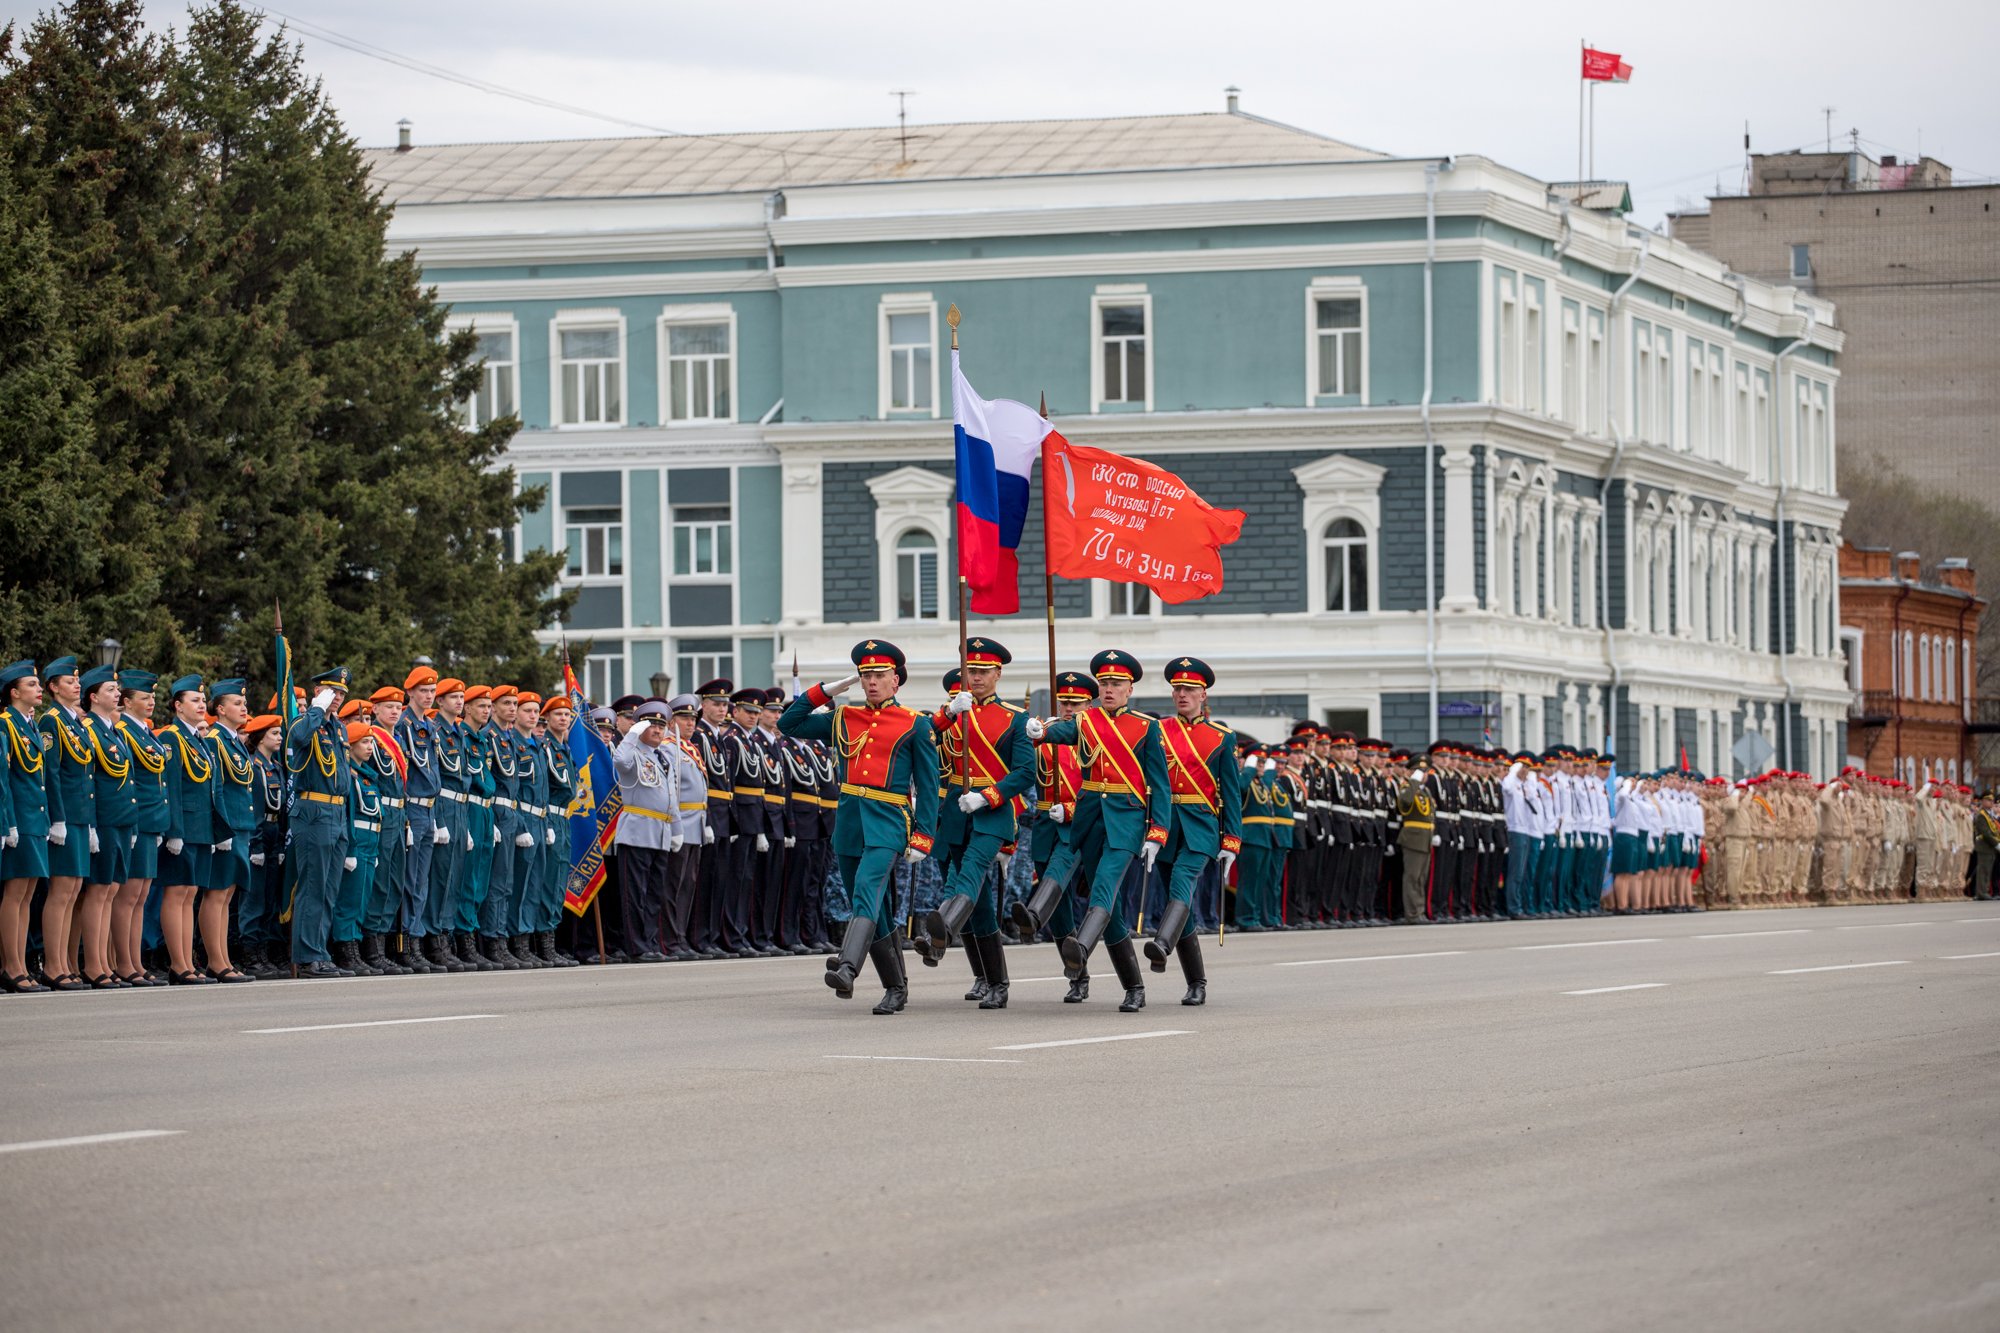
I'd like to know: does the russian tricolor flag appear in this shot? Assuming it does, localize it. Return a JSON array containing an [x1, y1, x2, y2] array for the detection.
[[952, 351, 1049, 616]]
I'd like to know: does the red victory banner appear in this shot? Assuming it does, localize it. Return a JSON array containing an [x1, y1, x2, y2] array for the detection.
[[1581, 47, 1633, 82], [1042, 432, 1245, 603]]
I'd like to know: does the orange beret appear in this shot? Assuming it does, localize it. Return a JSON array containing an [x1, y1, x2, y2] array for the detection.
[[267, 687, 307, 711], [488, 685, 517, 702], [515, 692, 542, 708], [435, 678, 465, 695], [242, 714, 280, 737], [370, 686, 405, 705], [337, 699, 362, 720], [345, 721, 374, 745], [542, 695, 573, 715], [463, 684, 490, 702], [405, 666, 438, 691]]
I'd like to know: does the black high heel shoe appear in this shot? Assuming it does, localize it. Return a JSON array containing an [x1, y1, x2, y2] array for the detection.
[[42, 971, 89, 992], [168, 969, 216, 986], [3, 972, 46, 994], [88, 972, 121, 990]]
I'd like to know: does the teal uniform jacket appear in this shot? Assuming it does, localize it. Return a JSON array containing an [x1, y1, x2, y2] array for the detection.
[[118, 717, 170, 839], [1240, 774, 1290, 847], [3, 706, 48, 838], [485, 722, 520, 842], [540, 732, 574, 919], [41, 702, 98, 845], [463, 719, 495, 829], [1040, 705, 1171, 856], [1157, 714, 1243, 861], [779, 686, 939, 856], [347, 767, 381, 860], [932, 697, 1036, 845], [89, 712, 138, 833], [284, 704, 353, 827], [162, 717, 218, 848], [208, 726, 258, 837]]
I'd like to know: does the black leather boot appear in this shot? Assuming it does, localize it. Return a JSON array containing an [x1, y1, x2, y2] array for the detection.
[[462, 930, 499, 972], [916, 892, 975, 968], [426, 933, 461, 973], [509, 933, 540, 968], [1011, 874, 1066, 937], [962, 923, 990, 1001], [976, 933, 1009, 1009], [1060, 905, 1110, 982], [400, 935, 435, 974], [534, 931, 562, 967], [869, 936, 908, 1015], [363, 933, 403, 975], [339, 939, 377, 976], [1176, 932, 1207, 1006], [825, 917, 874, 999], [1108, 936, 1146, 1012], [1063, 973, 1090, 1003], [237, 940, 266, 977], [483, 934, 519, 970], [1143, 899, 1190, 974]]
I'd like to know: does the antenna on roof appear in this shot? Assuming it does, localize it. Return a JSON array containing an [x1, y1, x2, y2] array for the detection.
[[890, 90, 916, 164]]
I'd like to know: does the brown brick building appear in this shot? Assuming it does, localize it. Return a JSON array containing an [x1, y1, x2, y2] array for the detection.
[[1839, 542, 1983, 783], [1669, 151, 2000, 514]]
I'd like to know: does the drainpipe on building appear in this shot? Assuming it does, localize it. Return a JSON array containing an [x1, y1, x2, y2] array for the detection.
[[1725, 273, 1748, 331], [1892, 579, 1910, 776], [1422, 159, 1451, 742], [763, 191, 784, 272], [1772, 306, 1818, 771], [1553, 198, 1574, 259], [1599, 230, 1649, 750]]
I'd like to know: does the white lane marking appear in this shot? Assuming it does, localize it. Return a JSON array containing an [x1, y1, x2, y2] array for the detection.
[[1941, 952, 2000, 961], [243, 1014, 501, 1034], [822, 1055, 1023, 1064], [993, 1030, 1193, 1051], [1836, 922, 1933, 930], [1695, 929, 1811, 939], [1562, 983, 1668, 996], [1769, 961, 1910, 975], [0, 1130, 183, 1156], [1009, 976, 1070, 983], [1955, 918, 2000, 925], [1512, 938, 1661, 951], [1276, 951, 1465, 967]]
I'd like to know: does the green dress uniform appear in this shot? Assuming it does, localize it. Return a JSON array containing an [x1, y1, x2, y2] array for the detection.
[[456, 715, 497, 945], [1237, 759, 1293, 930], [914, 638, 1035, 1009], [334, 762, 381, 960], [778, 640, 939, 1011], [203, 687, 259, 896], [1145, 659, 1241, 1005], [541, 728, 575, 937], [1395, 771, 1437, 923], [1973, 805, 1998, 902], [159, 676, 217, 890], [1034, 650, 1170, 1011], [360, 723, 408, 947], [116, 676, 169, 889], [79, 673, 136, 888], [503, 722, 546, 952], [286, 669, 354, 971], [478, 713, 521, 958], [1017, 670, 1098, 1003], [40, 674, 98, 882], [1, 662, 53, 883]]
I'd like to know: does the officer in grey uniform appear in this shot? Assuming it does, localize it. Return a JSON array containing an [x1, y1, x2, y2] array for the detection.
[[612, 699, 682, 961], [665, 694, 709, 960]]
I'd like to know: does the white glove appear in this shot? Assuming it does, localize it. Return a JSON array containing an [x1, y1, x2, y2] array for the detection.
[[903, 846, 928, 864], [825, 674, 859, 697], [730, 832, 739, 843], [214, 837, 232, 852], [946, 691, 975, 716], [784, 835, 795, 848], [1049, 804, 1067, 825], [165, 836, 183, 856], [1263, 758, 1278, 774], [1139, 842, 1160, 872], [1411, 768, 1428, 785], [1431, 834, 1442, 846], [1216, 849, 1237, 875], [312, 688, 335, 713], [545, 828, 555, 846], [343, 857, 357, 872], [703, 825, 715, 845], [756, 833, 770, 853], [3, 827, 14, 849], [433, 825, 450, 845], [957, 791, 988, 814], [405, 826, 415, 848], [1242, 756, 1259, 772], [670, 833, 685, 852], [464, 831, 473, 851], [89, 827, 100, 855], [1025, 717, 1046, 741], [250, 852, 265, 867], [515, 831, 534, 848], [47, 821, 67, 847], [492, 827, 501, 846], [277, 853, 285, 864]]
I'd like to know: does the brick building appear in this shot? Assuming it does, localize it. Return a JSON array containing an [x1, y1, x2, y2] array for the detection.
[[1670, 151, 2000, 515], [369, 103, 1850, 773], [1839, 542, 1983, 783]]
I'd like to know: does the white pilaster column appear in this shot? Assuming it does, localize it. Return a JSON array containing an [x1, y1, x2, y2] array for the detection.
[[780, 458, 824, 624], [1440, 442, 1478, 612]]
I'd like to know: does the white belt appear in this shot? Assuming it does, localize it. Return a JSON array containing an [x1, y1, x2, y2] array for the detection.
[[522, 804, 544, 817], [354, 820, 380, 832], [495, 797, 517, 810], [441, 790, 466, 802], [1333, 805, 1356, 816], [382, 797, 404, 809], [408, 797, 435, 808]]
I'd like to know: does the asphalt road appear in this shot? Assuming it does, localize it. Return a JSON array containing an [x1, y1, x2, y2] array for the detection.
[[4, 900, 1998, 1333]]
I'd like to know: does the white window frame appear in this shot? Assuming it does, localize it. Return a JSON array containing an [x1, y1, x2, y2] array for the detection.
[[1497, 271, 1520, 408], [866, 465, 955, 625], [562, 484, 626, 586], [1293, 452, 1386, 617], [1585, 307, 1607, 437], [1560, 302, 1582, 427], [584, 651, 625, 703], [674, 638, 736, 696], [878, 292, 940, 420], [670, 502, 734, 583], [1687, 338, 1708, 457], [1522, 280, 1545, 415], [1090, 287, 1153, 412], [1634, 322, 1654, 444], [1304, 277, 1368, 403], [449, 312, 521, 430], [550, 309, 627, 429], [1654, 327, 1674, 448], [1708, 346, 1728, 465], [1578, 519, 1599, 630], [892, 528, 944, 623], [657, 304, 738, 426]]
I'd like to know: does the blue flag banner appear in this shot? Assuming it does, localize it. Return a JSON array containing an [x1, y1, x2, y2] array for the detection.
[[561, 661, 621, 915]]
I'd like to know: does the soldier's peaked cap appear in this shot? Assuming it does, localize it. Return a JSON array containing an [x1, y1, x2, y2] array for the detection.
[[962, 637, 1010, 669], [1053, 670, 1098, 701], [729, 687, 764, 706], [696, 678, 734, 699], [1164, 657, 1214, 688], [309, 666, 351, 691], [1090, 649, 1141, 683], [851, 640, 906, 674]]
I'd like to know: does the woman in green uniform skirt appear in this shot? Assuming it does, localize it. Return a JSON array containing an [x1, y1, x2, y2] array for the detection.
[[1, 660, 52, 992]]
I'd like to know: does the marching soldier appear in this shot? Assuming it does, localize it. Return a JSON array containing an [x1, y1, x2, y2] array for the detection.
[[1017, 670, 1096, 1000], [1143, 657, 1239, 1006], [288, 669, 355, 979], [914, 637, 1034, 1010], [1024, 649, 1169, 1013], [779, 641, 939, 1013]]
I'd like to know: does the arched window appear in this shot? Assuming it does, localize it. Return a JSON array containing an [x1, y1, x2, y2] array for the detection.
[[1735, 552, 1752, 647], [1321, 517, 1371, 612], [1652, 534, 1672, 635], [1919, 634, 1932, 701], [1630, 529, 1650, 632], [1518, 509, 1541, 619], [1578, 525, 1598, 629], [1690, 544, 1709, 640], [1709, 542, 1728, 644], [1553, 522, 1573, 625], [1936, 637, 1949, 702], [894, 529, 941, 621], [1902, 632, 1915, 699], [1495, 505, 1516, 616]]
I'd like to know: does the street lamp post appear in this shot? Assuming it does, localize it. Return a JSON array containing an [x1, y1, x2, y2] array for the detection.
[[648, 671, 671, 700], [96, 638, 122, 670]]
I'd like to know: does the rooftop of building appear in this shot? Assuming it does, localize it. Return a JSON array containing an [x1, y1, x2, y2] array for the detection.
[[362, 108, 1388, 206], [1840, 541, 1983, 599]]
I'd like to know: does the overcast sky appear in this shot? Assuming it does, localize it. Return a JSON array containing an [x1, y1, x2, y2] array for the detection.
[[16, 0, 2000, 225]]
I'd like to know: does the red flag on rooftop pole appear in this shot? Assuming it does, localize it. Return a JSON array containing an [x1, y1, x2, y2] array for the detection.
[[1041, 433, 1244, 603], [1582, 47, 1632, 82]]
